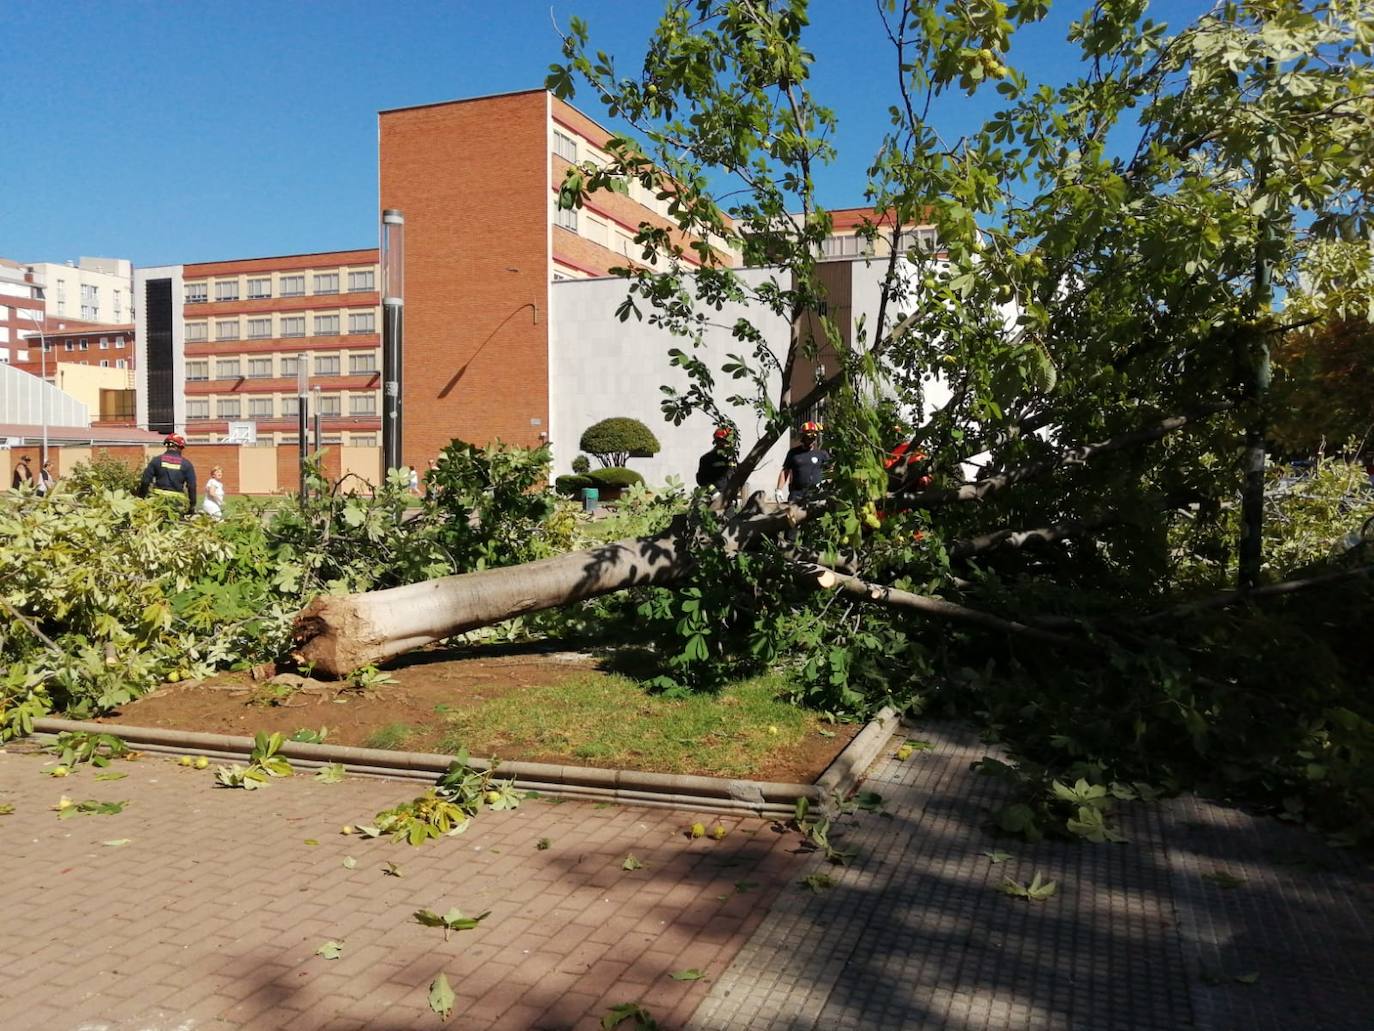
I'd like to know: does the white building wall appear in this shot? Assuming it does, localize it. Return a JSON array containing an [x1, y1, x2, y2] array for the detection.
[[549, 269, 792, 491], [0, 364, 89, 427], [26, 259, 134, 324]]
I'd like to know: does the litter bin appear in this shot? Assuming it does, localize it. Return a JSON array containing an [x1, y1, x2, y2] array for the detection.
[[582, 487, 600, 513]]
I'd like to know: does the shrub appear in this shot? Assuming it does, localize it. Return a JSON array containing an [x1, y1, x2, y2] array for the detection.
[[571, 454, 591, 474], [579, 418, 660, 467], [554, 474, 593, 496], [586, 467, 644, 489]]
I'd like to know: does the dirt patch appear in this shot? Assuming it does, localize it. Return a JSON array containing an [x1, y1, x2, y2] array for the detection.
[[98, 650, 858, 784]]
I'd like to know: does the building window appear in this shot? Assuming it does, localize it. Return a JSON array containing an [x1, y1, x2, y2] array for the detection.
[[64, 342, 74, 352], [279, 275, 305, 297], [186, 400, 210, 420], [314, 354, 340, 376], [215, 358, 241, 378], [249, 397, 274, 417], [556, 205, 579, 232], [215, 320, 240, 341], [215, 280, 240, 302], [349, 393, 377, 416], [115, 359, 127, 369], [312, 273, 339, 295], [281, 396, 300, 417], [247, 357, 273, 378], [247, 278, 272, 299], [114, 338, 125, 349], [79, 338, 89, 350], [313, 314, 340, 336], [350, 434, 377, 447], [317, 394, 341, 416], [186, 361, 209, 380], [185, 322, 208, 342], [349, 351, 377, 374], [99, 337, 109, 349], [185, 283, 208, 304], [347, 270, 375, 292], [347, 312, 375, 334], [113, 291, 122, 319], [217, 398, 241, 419], [280, 317, 305, 337], [280, 355, 301, 377], [247, 317, 272, 339], [82, 283, 99, 303], [82, 305, 98, 320], [99, 359, 110, 368], [56, 280, 66, 303], [553, 129, 578, 161]]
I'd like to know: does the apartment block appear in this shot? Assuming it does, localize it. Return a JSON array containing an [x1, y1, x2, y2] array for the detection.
[[24, 257, 133, 324], [378, 88, 737, 470], [136, 250, 381, 445], [0, 257, 46, 367]]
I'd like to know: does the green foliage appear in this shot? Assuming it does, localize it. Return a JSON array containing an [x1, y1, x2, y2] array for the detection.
[[572, 454, 592, 474], [578, 417, 661, 467], [414, 906, 490, 940], [585, 466, 645, 489], [215, 731, 294, 790], [555, 474, 594, 496], [48, 731, 128, 768], [364, 751, 519, 846]]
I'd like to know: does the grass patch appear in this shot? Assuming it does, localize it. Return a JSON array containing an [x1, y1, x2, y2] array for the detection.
[[364, 722, 417, 751], [436, 672, 820, 777]]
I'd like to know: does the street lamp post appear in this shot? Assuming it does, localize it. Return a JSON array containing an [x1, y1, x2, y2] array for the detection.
[[297, 355, 309, 506], [380, 210, 405, 477], [22, 310, 48, 465]]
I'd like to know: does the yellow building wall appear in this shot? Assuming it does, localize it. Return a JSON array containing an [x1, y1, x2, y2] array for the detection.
[[239, 448, 279, 495]]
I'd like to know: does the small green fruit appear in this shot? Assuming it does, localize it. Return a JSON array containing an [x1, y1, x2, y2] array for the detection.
[[194, 757, 209, 770], [178, 755, 194, 767], [485, 790, 503, 805], [710, 824, 727, 840], [689, 822, 706, 839]]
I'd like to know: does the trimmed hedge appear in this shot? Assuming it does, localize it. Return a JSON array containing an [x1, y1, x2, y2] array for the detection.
[[571, 454, 591, 474], [554, 474, 594, 496], [579, 417, 660, 466], [585, 467, 644, 488]]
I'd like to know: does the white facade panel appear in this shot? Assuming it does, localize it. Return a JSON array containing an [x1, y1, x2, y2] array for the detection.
[[550, 269, 792, 492]]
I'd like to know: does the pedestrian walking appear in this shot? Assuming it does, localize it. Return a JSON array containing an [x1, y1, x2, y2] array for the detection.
[[11, 455, 34, 490], [36, 459, 56, 496], [203, 465, 226, 520]]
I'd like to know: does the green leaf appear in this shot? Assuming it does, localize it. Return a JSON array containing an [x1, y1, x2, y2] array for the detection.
[[303, 838, 319, 847], [1234, 971, 1260, 985], [429, 972, 456, 1021], [981, 849, 1014, 864], [102, 839, 132, 848], [314, 763, 346, 783], [383, 861, 403, 878], [622, 854, 644, 871], [801, 873, 835, 894], [94, 771, 128, 781], [669, 968, 705, 981], [316, 940, 343, 960], [342, 856, 357, 869], [601, 1002, 657, 1030]]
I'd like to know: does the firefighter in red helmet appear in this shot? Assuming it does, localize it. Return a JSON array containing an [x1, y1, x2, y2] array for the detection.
[[136, 434, 198, 513], [696, 426, 738, 496], [776, 421, 830, 504]]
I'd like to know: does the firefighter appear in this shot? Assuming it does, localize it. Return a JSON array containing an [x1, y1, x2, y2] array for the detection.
[[136, 434, 198, 513], [776, 421, 830, 504], [695, 427, 737, 496]]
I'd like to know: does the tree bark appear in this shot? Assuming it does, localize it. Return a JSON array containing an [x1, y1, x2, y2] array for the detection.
[[293, 504, 808, 677], [949, 513, 1120, 559]]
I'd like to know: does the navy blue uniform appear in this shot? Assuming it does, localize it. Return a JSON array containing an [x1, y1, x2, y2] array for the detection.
[[782, 445, 830, 501], [137, 450, 198, 511]]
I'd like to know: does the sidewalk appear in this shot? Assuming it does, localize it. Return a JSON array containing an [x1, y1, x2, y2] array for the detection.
[[1, 721, 1370, 1030]]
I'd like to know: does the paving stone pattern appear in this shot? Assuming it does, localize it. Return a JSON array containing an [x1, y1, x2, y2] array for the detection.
[[2, 720, 1371, 1031], [0, 748, 803, 1031], [692, 721, 1374, 1031]]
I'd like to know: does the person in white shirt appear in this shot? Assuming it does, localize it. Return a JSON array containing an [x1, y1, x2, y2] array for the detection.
[[203, 466, 226, 520]]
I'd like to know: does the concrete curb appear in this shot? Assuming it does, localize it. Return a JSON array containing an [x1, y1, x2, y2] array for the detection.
[[34, 706, 903, 818]]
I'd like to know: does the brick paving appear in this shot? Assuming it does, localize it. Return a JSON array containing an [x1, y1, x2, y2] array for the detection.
[[692, 721, 1374, 1031], [2, 721, 1371, 1031]]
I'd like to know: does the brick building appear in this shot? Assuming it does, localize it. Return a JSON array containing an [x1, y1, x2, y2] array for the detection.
[[0, 257, 45, 367], [135, 250, 381, 446], [378, 88, 737, 470]]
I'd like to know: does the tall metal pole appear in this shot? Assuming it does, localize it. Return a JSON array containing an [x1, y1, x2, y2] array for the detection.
[[297, 355, 309, 507], [312, 386, 322, 454], [381, 210, 405, 476]]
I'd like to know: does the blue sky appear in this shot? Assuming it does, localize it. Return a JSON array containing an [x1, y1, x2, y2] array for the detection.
[[2, 0, 1206, 268]]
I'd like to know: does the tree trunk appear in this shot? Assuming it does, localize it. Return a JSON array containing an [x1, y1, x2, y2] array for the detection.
[[293, 528, 685, 676], [293, 503, 805, 677]]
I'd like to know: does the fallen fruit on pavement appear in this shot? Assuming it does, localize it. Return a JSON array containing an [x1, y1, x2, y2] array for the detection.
[[178, 756, 194, 767], [194, 757, 209, 770], [49, 766, 70, 777], [711, 824, 727, 840], [689, 822, 706, 839], [485, 790, 502, 805], [341, 825, 355, 835], [896, 745, 914, 761]]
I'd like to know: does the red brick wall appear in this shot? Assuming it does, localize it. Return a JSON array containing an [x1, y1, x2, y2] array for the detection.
[[379, 90, 551, 469]]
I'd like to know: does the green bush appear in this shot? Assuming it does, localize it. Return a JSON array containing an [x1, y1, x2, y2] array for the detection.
[[578, 418, 660, 467], [571, 454, 591, 474], [586, 467, 645, 489], [554, 474, 594, 496]]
